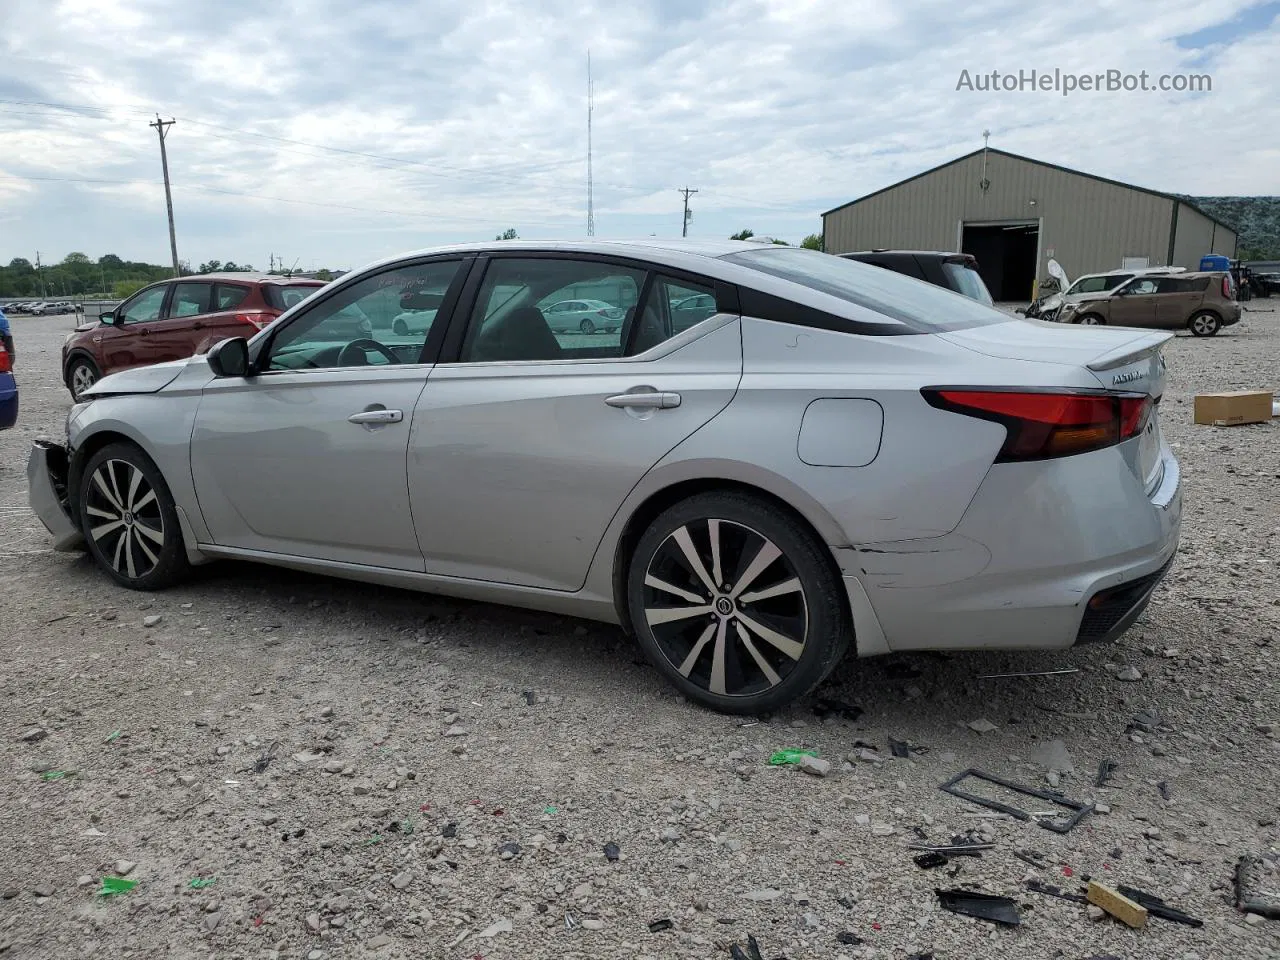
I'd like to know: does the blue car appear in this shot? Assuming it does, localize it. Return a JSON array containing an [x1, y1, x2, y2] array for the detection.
[[0, 308, 16, 429]]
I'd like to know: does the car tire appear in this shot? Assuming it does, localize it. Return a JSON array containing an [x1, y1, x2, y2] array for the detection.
[[579, 319, 596, 335], [67, 357, 100, 400], [78, 442, 191, 591], [393, 318, 408, 336], [627, 491, 850, 715], [1188, 311, 1221, 337], [1076, 313, 1105, 325]]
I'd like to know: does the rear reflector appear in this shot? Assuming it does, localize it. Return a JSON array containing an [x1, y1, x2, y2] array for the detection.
[[1222, 276, 1232, 299], [922, 389, 1152, 461]]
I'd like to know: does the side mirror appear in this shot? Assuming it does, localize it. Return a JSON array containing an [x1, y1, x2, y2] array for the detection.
[[98, 311, 117, 324], [207, 337, 250, 378]]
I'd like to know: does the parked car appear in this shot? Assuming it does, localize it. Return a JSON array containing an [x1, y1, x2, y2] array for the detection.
[[838, 250, 994, 305], [542, 298, 625, 335], [28, 240, 1180, 715], [0, 342, 15, 430], [61, 274, 326, 399], [1039, 267, 1184, 321], [1057, 271, 1240, 336], [669, 293, 718, 332]]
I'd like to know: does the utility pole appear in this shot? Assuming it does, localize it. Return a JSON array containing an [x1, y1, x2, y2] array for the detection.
[[35, 251, 45, 297], [679, 187, 698, 238], [150, 115, 181, 277]]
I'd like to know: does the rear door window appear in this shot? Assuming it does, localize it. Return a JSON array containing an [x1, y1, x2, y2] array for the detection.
[[214, 284, 250, 310], [169, 282, 213, 318]]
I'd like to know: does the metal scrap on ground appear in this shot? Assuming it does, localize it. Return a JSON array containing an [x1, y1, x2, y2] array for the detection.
[[935, 888, 1021, 926], [939, 768, 1094, 833]]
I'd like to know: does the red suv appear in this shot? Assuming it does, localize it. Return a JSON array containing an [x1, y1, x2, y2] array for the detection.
[[62, 274, 326, 398]]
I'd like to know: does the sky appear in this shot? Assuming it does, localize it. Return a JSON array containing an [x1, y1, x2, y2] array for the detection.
[[1, 0, 1278, 272]]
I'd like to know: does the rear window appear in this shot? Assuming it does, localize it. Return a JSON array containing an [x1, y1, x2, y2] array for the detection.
[[725, 248, 1009, 332], [264, 284, 323, 311], [941, 261, 994, 305]]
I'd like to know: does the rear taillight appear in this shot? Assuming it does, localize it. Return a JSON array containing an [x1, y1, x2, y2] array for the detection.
[[235, 311, 276, 330], [1222, 276, 1232, 299], [0, 347, 9, 374], [922, 389, 1152, 461]]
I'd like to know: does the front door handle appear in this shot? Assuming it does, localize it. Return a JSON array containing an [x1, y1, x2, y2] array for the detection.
[[192, 321, 205, 329], [348, 409, 403, 424], [605, 391, 681, 409]]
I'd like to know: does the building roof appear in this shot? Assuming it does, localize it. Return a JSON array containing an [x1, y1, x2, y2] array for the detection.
[[821, 147, 1238, 234]]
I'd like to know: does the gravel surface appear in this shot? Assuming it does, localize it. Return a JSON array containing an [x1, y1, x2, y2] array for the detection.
[[1, 308, 1278, 959]]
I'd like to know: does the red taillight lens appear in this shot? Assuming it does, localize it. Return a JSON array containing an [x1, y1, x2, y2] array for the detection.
[[235, 311, 275, 331], [0, 347, 10, 374], [1222, 276, 1231, 299], [922, 389, 1152, 461]]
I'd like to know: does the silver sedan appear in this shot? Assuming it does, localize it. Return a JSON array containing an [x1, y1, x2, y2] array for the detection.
[[28, 240, 1181, 714]]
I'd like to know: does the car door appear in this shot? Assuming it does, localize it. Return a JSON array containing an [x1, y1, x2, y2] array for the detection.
[[188, 258, 469, 569], [1108, 278, 1159, 326], [194, 282, 255, 351], [98, 283, 172, 373], [160, 281, 217, 359], [408, 255, 742, 591], [1155, 276, 1203, 327]]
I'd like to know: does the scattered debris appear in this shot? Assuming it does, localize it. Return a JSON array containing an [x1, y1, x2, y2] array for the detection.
[[40, 770, 73, 782], [603, 841, 620, 862], [96, 877, 138, 897], [1115, 884, 1203, 928], [728, 934, 766, 960], [1030, 739, 1075, 774], [1012, 850, 1047, 870], [835, 931, 863, 945], [648, 918, 674, 932], [1115, 666, 1143, 682], [18, 728, 47, 744], [907, 842, 991, 856], [978, 668, 1080, 679], [798, 755, 832, 777], [812, 697, 863, 722], [477, 918, 513, 939], [238, 740, 279, 775], [936, 889, 1021, 926], [966, 719, 998, 734], [768, 749, 818, 766], [1157, 781, 1172, 800], [1087, 881, 1148, 928], [939, 768, 1093, 833], [1024, 880, 1088, 904], [188, 877, 216, 889], [1236, 856, 1280, 920], [103, 730, 123, 744], [1095, 759, 1119, 788], [914, 852, 949, 869]]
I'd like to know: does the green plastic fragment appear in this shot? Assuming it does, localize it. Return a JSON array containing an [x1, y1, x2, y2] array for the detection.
[[399, 819, 414, 835], [365, 834, 383, 846], [543, 805, 558, 815], [188, 877, 216, 889], [104, 730, 123, 744], [41, 770, 71, 781], [768, 749, 819, 766], [97, 876, 138, 897]]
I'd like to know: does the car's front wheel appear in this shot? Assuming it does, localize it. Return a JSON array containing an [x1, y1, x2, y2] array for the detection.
[[1189, 311, 1221, 337], [1076, 313, 1105, 325], [67, 357, 100, 400], [78, 442, 191, 590], [627, 491, 850, 714], [579, 318, 596, 335]]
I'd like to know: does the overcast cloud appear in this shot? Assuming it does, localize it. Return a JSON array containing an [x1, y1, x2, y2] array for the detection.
[[1, 0, 1277, 270]]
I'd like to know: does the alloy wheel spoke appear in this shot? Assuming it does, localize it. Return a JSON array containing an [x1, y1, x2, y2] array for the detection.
[[93, 469, 124, 513], [132, 489, 157, 512], [736, 611, 805, 661], [86, 505, 116, 521], [708, 519, 724, 589], [126, 467, 144, 512], [739, 577, 803, 605], [111, 528, 128, 572], [676, 622, 717, 677], [644, 573, 704, 605], [133, 520, 164, 546], [729, 541, 781, 599], [91, 519, 125, 542], [735, 621, 783, 687], [107, 464, 126, 512], [645, 603, 714, 626], [124, 529, 137, 578], [671, 525, 718, 595], [709, 618, 729, 696], [134, 530, 159, 566]]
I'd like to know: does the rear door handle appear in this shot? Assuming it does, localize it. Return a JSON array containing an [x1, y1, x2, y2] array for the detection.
[[605, 391, 681, 409], [348, 409, 403, 424]]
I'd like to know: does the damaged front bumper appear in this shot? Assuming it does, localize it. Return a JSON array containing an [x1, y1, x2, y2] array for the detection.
[[27, 440, 84, 551]]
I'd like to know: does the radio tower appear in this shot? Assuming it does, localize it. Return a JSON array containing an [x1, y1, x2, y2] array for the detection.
[[586, 50, 595, 237]]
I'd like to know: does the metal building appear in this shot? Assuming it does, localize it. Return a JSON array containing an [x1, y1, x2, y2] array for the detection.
[[821, 147, 1238, 301]]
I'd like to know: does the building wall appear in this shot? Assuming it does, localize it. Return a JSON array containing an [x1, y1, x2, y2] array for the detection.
[[823, 151, 1178, 281], [1170, 203, 1238, 267]]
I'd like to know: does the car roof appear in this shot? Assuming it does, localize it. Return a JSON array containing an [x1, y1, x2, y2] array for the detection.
[[841, 250, 972, 259], [182, 273, 325, 285]]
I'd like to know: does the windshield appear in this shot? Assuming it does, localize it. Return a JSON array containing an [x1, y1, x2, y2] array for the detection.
[[265, 284, 324, 311], [724, 248, 1010, 332], [941, 261, 994, 305]]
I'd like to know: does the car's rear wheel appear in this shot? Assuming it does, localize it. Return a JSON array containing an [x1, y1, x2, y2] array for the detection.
[[1189, 311, 1221, 337], [393, 318, 408, 335], [67, 357, 99, 400], [1077, 313, 1105, 325], [627, 491, 850, 714], [78, 442, 191, 591], [579, 318, 596, 335]]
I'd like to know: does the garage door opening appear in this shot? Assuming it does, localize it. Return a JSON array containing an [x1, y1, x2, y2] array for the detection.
[[962, 223, 1039, 301]]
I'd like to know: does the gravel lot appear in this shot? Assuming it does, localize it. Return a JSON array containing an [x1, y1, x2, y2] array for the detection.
[[1, 308, 1278, 960]]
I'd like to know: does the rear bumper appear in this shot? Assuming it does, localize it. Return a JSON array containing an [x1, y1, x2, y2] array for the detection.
[[27, 441, 84, 551], [0, 375, 16, 430], [846, 441, 1181, 653]]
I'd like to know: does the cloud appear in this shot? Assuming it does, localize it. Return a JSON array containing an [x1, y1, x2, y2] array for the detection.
[[0, 0, 1276, 268]]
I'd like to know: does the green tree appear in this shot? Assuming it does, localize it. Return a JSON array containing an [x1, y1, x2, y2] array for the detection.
[[113, 279, 148, 298], [801, 234, 824, 250], [197, 260, 223, 274], [729, 229, 754, 241], [314, 268, 334, 281], [494, 228, 519, 240]]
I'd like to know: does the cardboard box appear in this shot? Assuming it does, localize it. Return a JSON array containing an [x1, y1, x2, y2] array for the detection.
[[1193, 391, 1274, 426]]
